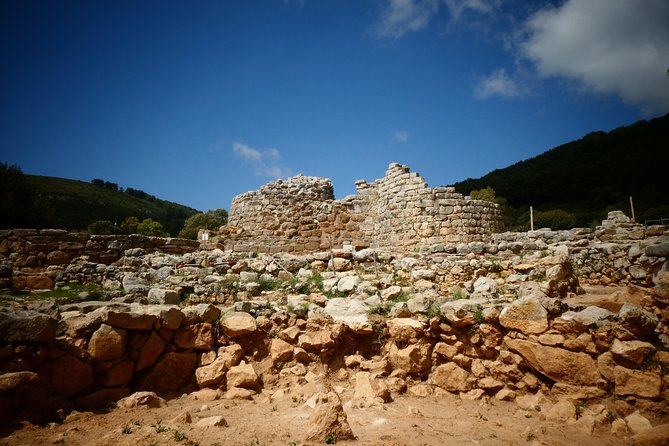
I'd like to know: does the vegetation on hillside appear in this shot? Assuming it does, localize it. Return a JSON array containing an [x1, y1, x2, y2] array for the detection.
[[0, 164, 202, 236], [178, 209, 228, 239], [452, 113, 669, 229]]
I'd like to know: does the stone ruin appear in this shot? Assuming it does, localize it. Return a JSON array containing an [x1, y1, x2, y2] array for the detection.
[[219, 162, 504, 253]]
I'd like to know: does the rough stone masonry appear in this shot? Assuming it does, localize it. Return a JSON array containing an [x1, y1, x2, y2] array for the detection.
[[221, 162, 504, 253]]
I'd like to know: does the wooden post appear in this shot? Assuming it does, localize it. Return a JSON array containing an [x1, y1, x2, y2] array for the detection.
[[629, 196, 635, 222], [530, 206, 534, 231]]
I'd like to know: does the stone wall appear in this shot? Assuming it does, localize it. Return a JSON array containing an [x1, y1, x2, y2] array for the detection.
[[0, 230, 199, 290], [222, 163, 504, 253]]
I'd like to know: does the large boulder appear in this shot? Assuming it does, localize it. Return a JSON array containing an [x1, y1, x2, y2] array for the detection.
[[322, 298, 369, 328], [305, 392, 355, 442], [226, 362, 260, 389], [0, 309, 57, 342], [51, 354, 93, 397], [499, 297, 548, 335], [388, 340, 431, 374], [139, 352, 197, 392], [173, 323, 214, 350], [147, 288, 180, 305], [614, 366, 662, 399], [88, 324, 127, 362], [505, 338, 600, 386], [430, 363, 474, 392], [221, 312, 257, 337], [386, 318, 424, 343], [195, 344, 243, 388]]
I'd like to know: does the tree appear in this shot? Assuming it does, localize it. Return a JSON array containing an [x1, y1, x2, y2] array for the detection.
[[178, 209, 228, 239], [120, 216, 139, 234], [136, 218, 169, 237], [533, 209, 577, 230], [88, 219, 116, 235], [0, 162, 36, 228]]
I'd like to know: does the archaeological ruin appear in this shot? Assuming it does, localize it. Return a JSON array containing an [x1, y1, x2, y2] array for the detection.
[[0, 164, 668, 445], [221, 163, 504, 253]]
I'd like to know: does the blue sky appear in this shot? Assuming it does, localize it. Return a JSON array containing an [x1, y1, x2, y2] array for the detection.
[[1, 0, 668, 212]]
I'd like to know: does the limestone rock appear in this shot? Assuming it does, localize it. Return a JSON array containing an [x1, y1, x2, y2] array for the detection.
[[195, 345, 243, 388], [430, 363, 473, 392], [353, 371, 390, 403], [195, 415, 228, 427], [226, 361, 260, 389], [0, 371, 39, 392], [337, 275, 361, 292], [629, 423, 669, 446], [625, 411, 653, 435], [0, 309, 57, 342], [559, 306, 616, 329], [51, 354, 93, 397], [499, 297, 548, 335], [139, 352, 197, 392], [88, 324, 127, 362], [614, 366, 662, 399], [389, 341, 431, 374], [134, 330, 166, 371], [472, 277, 497, 296], [381, 285, 402, 300], [117, 391, 166, 409], [611, 339, 656, 367], [618, 303, 659, 337], [544, 399, 576, 421], [102, 307, 157, 330], [386, 318, 424, 343], [221, 312, 257, 337], [147, 288, 180, 305], [121, 274, 149, 294], [173, 322, 213, 350], [270, 338, 294, 364], [305, 392, 355, 442], [505, 338, 600, 386], [298, 330, 335, 352], [322, 298, 369, 328]]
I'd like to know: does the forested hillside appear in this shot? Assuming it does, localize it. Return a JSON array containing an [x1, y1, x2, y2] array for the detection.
[[451, 113, 669, 229], [0, 166, 198, 236]]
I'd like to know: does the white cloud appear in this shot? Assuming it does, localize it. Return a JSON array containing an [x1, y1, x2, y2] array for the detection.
[[232, 141, 290, 179], [521, 0, 669, 114], [393, 131, 409, 142], [474, 68, 524, 99], [375, 0, 439, 39], [444, 0, 496, 21]]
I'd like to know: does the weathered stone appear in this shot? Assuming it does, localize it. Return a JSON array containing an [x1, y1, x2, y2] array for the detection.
[[139, 352, 197, 392], [221, 312, 257, 337], [629, 423, 669, 446], [298, 330, 335, 351], [611, 339, 656, 367], [337, 275, 360, 292], [499, 297, 548, 335], [226, 361, 260, 389], [625, 411, 653, 435], [117, 391, 166, 408], [614, 366, 662, 399], [147, 288, 180, 305], [51, 355, 93, 397], [559, 306, 616, 328], [195, 344, 243, 388], [386, 318, 424, 343], [430, 363, 473, 392], [88, 324, 127, 362], [440, 299, 487, 327], [121, 274, 150, 293], [505, 338, 600, 386], [102, 307, 157, 330], [618, 303, 659, 337], [389, 341, 431, 374], [353, 371, 390, 403], [322, 298, 369, 328], [305, 392, 355, 442], [195, 415, 228, 427], [270, 338, 294, 364], [173, 323, 213, 350], [0, 371, 39, 392], [134, 331, 165, 371], [101, 361, 134, 386], [381, 285, 402, 300], [0, 309, 57, 342]]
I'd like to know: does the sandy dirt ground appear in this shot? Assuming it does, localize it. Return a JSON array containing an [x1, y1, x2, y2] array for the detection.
[[0, 387, 625, 446]]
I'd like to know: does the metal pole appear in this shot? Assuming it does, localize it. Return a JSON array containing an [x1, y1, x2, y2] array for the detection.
[[530, 206, 534, 231], [629, 196, 635, 222]]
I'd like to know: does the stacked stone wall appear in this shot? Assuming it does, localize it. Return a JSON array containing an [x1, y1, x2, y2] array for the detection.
[[0, 230, 199, 290], [222, 163, 504, 253]]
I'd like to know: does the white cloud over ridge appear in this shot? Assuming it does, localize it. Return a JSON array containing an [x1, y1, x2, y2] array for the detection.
[[232, 141, 290, 179], [521, 0, 669, 114]]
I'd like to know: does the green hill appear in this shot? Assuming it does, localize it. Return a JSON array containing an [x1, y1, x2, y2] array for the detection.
[[0, 170, 199, 236], [450, 113, 669, 229]]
